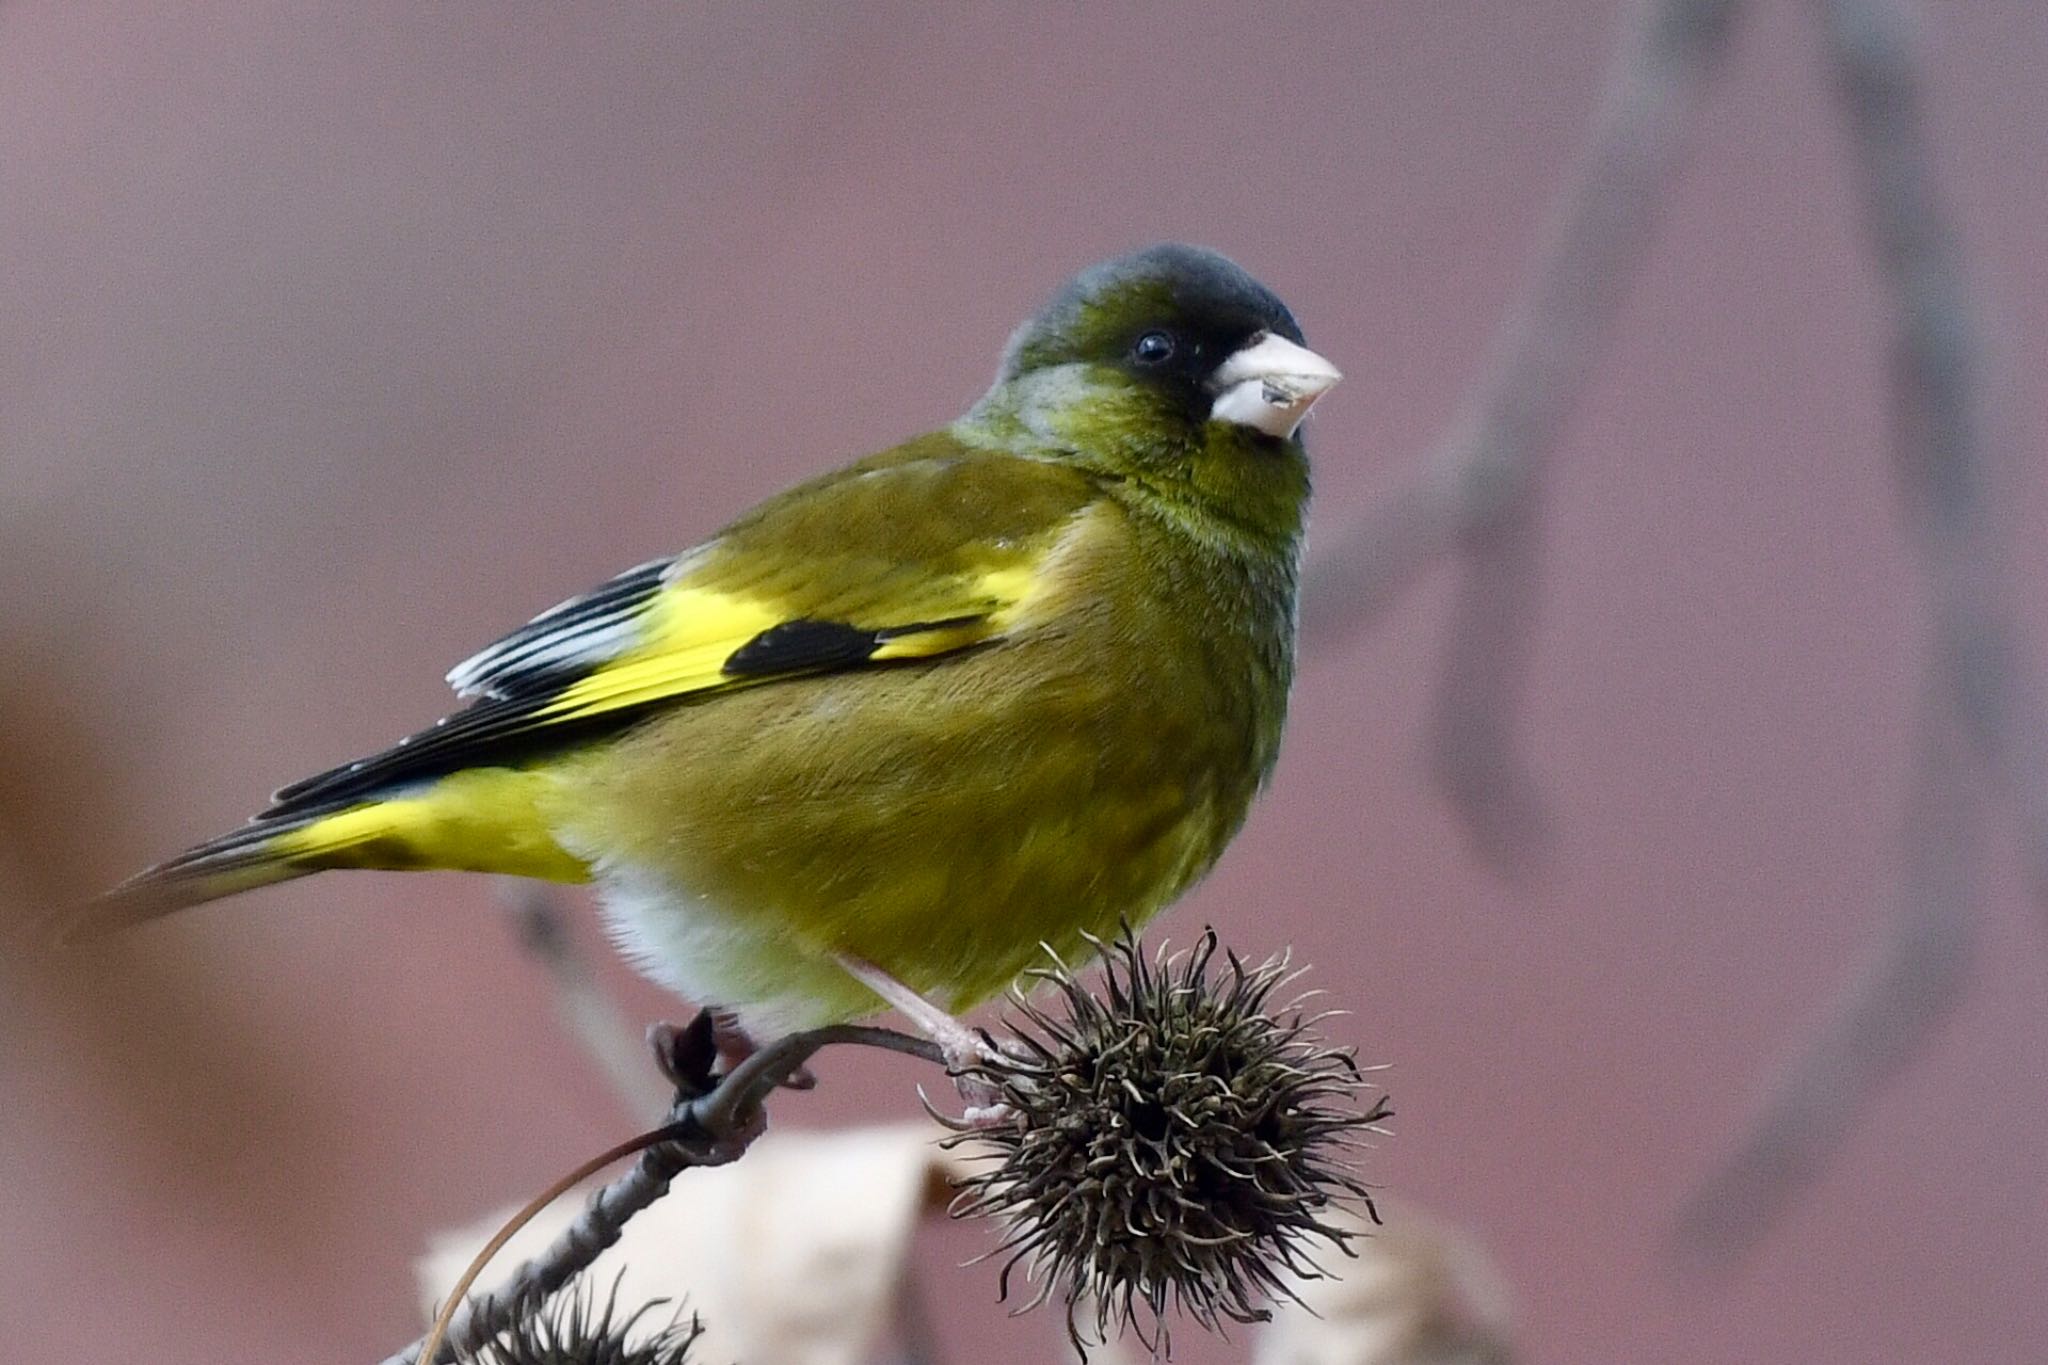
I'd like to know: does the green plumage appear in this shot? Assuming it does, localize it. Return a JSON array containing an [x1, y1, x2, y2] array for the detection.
[[75, 244, 1336, 1040], [548, 434, 1303, 1023]]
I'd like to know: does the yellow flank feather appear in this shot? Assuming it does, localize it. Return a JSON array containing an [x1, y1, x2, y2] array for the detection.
[[274, 768, 589, 881]]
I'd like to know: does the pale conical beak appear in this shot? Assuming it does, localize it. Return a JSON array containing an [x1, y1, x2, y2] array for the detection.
[[1208, 333, 1342, 439]]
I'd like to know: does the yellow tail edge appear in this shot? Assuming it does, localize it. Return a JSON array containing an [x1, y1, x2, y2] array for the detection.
[[55, 767, 590, 944]]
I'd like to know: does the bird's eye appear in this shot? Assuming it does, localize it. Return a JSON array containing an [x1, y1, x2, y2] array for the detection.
[[1131, 330, 1177, 366]]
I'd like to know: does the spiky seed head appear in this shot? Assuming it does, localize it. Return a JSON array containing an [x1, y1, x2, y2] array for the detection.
[[950, 928, 1393, 1355], [459, 1278, 702, 1365]]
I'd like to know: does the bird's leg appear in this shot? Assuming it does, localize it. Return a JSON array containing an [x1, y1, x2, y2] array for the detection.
[[834, 954, 1013, 1126]]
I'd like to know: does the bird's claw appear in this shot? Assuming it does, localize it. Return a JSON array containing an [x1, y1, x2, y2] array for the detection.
[[913, 1035, 1022, 1131], [919, 1080, 1019, 1132]]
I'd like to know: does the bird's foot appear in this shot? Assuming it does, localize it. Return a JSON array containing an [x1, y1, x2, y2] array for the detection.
[[643, 1014, 776, 1161], [710, 1010, 816, 1090], [834, 953, 1021, 1129], [649, 1013, 817, 1095]]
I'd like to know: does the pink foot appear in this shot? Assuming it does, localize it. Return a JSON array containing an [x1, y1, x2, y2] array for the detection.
[[835, 954, 1018, 1126]]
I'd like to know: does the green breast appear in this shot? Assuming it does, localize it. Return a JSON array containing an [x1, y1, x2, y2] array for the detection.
[[557, 485, 1301, 1015]]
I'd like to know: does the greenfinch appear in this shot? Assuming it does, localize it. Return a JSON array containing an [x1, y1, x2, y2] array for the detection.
[[72, 244, 1340, 1057]]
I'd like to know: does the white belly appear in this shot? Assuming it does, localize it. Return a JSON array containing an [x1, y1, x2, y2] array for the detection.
[[592, 861, 877, 1039]]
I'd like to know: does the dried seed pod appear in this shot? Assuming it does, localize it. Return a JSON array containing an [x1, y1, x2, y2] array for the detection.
[[951, 928, 1393, 1355], [459, 1277, 702, 1365]]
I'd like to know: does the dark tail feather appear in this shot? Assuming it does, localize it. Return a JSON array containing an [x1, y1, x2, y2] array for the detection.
[[52, 819, 320, 944]]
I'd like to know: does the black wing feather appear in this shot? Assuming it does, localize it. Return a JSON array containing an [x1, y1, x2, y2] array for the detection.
[[722, 620, 882, 676], [264, 693, 659, 816], [266, 612, 992, 818], [445, 556, 673, 700]]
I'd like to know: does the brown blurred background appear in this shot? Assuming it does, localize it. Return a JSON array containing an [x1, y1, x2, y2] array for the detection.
[[4, 3, 2045, 1361]]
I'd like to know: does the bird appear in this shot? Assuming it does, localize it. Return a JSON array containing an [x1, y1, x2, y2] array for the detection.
[[65, 243, 1340, 1078]]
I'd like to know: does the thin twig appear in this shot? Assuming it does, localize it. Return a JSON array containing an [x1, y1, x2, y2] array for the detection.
[[1676, 0, 2041, 1263], [1304, 0, 1744, 869], [383, 1018, 943, 1365]]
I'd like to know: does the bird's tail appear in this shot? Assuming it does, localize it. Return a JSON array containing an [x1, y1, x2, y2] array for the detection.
[[60, 816, 328, 941], [55, 767, 591, 943]]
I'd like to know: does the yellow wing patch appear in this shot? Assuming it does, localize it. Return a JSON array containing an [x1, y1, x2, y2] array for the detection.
[[257, 560, 1040, 883], [870, 564, 1038, 660], [539, 585, 785, 720], [69, 445, 1110, 934], [540, 566, 1035, 722]]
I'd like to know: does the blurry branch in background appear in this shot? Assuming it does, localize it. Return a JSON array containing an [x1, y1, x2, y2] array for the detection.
[[498, 881, 671, 1121], [1675, 0, 2047, 1265], [1303, 0, 1744, 872], [1311, 0, 2045, 1268], [1675, 679, 1979, 1264], [1810, 0, 2048, 899]]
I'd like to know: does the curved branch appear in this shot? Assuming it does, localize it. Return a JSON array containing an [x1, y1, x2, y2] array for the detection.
[[382, 1019, 942, 1365], [1674, 674, 1977, 1264], [1304, 0, 1744, 868], [1812, 0, 2048, 892], [1677, 0, 2045, 1263]]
